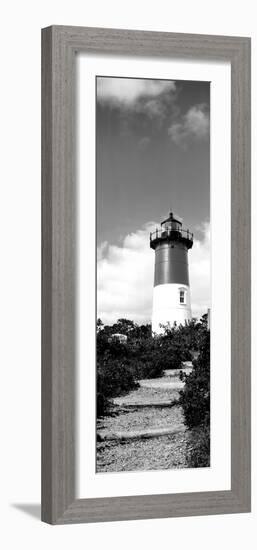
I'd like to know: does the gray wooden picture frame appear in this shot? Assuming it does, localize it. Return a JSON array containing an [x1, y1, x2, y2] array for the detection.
[[41, 25, 251, 524]]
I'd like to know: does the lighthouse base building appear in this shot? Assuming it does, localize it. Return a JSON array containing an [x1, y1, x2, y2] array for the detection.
[[150, 212, 193, 334]]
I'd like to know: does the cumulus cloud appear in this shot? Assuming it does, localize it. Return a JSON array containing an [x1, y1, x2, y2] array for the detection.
[[168, 104, 210, 148], [190, 222, 211, 319], [97, 222, 210, 325], [97, 78, 176, 108], [97, 241, 108, 261], [97, 223, 155, 325]]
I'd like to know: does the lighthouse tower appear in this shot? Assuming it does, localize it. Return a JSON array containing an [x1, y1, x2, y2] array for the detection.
[[150, 212, 193, 334]]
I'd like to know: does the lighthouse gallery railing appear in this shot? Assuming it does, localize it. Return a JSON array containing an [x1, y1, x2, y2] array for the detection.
[[150, 227, 193, 244]]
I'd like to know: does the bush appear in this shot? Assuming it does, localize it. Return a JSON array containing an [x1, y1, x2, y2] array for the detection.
[[97, 357, 138, 416], [179, 329, 210, 467], [179, 331, 210, 429], [186, 423, 210, 468]]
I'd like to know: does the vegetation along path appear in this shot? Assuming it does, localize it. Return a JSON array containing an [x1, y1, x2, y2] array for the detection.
[[96, 365, 192, 472]]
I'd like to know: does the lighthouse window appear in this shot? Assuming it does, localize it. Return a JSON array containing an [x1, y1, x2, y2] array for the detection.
[[180, 290, 185, 304]]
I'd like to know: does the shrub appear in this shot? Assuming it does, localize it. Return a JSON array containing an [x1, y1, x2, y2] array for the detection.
[[186, 423, 210, 468], [97, 357, 139, 416], [179, 331, 210, 429], [179, 328, 210, 467]]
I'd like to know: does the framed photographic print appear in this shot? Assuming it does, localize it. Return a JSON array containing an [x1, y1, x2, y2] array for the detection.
[[41, 26, 251, 524]]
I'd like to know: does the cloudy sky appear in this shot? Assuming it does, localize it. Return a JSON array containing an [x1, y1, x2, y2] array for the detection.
[[96, 77, 210, 324]]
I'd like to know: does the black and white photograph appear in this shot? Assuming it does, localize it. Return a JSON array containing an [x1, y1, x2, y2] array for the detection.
[[0, 0, 252, 538], [96, 75, 211, 473]]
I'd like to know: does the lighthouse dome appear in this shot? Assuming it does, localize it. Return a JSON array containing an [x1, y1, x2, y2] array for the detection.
[[161, 211, 182, 232]]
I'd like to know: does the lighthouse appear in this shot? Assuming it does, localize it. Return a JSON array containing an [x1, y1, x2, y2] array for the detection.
[[150, 212, 193, 334]]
